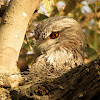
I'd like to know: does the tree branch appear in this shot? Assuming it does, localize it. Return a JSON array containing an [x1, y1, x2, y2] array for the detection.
[[0, 0, 41, 88], [10, 56, 100, 100], [63, 0, 84, 15]]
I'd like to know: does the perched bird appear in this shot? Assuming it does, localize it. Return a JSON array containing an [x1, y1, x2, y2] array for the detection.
[[29, 16, 85, 83]]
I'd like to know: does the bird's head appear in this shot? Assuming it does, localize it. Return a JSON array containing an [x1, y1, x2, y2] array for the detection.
[[34, 16, 85, 54]]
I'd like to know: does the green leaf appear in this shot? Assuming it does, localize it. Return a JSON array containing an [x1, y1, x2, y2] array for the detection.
[[50, 6, 59, 17], [86, 47, 98, 60], [65, 0, 70, 2], [23, 42, 30, 51], [37, 14, 48, 21]]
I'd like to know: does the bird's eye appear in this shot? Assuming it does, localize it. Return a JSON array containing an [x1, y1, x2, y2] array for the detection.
[[50, 32, 59, 39]]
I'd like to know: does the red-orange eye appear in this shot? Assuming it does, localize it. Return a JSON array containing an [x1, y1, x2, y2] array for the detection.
[[50, 32, 59, 39]]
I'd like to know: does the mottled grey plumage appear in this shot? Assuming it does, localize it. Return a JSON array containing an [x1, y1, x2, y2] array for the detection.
[[29, 16, 85, 83]]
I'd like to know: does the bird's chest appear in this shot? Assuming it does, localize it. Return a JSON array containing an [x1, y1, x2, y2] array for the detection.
[[33, 49, 83, 78], [38, 50, 75, 71]]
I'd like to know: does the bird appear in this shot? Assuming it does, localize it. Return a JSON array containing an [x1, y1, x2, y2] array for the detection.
[[29, 16, 85, 83]]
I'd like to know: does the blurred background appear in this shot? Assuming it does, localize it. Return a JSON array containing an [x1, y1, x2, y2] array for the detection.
[[0, 0, 100, 71]]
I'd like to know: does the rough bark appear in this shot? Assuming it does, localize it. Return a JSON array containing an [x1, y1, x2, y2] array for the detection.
[[9, 56, 100, 100], [0, 0, 41, 88]]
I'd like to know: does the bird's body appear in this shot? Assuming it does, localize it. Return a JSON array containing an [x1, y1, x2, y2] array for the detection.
[[29, 16, 85, 83]]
